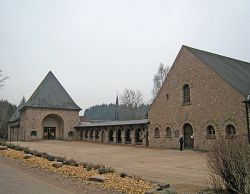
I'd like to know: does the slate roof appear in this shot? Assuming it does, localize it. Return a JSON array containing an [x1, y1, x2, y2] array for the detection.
[[75, 119, 149, 128], [21, 71, 81, 111], [184, 46, 250, 98], [9, 109, 20, 122]]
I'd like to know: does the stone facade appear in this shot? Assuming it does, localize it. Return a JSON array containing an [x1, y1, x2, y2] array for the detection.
[[75, 120, 149, 147], [9, 108, 79, 141], [148, 46, 248, 150]]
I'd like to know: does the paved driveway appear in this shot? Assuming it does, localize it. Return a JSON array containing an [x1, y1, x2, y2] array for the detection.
[[13, 141, 209, 192]]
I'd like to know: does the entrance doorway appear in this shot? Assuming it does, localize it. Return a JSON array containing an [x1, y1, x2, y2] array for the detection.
[[183, 123, 194, 149], [43, 127, 56, 140]]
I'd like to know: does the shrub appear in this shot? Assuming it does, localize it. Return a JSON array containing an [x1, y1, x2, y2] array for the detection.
[[33, 150, 43, 157], [120, 172, 128, 178], [63, 158, 79, 166], [55, 156, 66, 163], [82, 162, 88, 168], [93, 164, 101, 170], [86, 165, 92, 171], [41, 152, 49, 159], [47, 155, 56, 161], [14, 145, 24, 151], [23, 147, 33, 154], [98, 166, 108, 174], [207, 136, 250, 193]]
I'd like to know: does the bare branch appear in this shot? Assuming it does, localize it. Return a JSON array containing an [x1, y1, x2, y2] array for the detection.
[[0, 70, 9, 89]]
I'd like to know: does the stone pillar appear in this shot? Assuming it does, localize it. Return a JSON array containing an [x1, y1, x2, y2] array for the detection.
[[87, 130, 91, 141], [93, 129, 96, 142], [105, 129, 109, 143], [121, 129, 125, 144], [142, 130, 146, 146], [113, 129, 117, 144], [131, 128, 136, 145]]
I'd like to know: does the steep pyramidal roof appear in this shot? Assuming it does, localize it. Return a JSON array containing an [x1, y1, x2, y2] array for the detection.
[[184, 46, 250, 98], [22, 71, 81, 110]]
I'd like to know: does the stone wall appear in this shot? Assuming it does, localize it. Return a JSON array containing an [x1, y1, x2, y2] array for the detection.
[[148, 47, 248, 150], [18, 107, 79, 141]]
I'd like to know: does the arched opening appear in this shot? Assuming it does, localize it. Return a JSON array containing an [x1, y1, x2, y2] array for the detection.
[[117, 129, 122, 143], [226, 124, 236, 135], [125, 129, 131, 144], [154, 127, 160, 138], [145, 131, 149, 147], [89, 129, 93, 139], [95, 129, 99, 139], [84, 130, 88, 139], [135, 128, 143, 144], [183, 123, 194, 149], [68, 131, 74, 137], [42, 114, 64, 140], [207, 125, 215, 135], [30, 130, 37, 137], [108, 130, 114, 143], [101, 131, 104, 143], [166, 127, 172, 138]]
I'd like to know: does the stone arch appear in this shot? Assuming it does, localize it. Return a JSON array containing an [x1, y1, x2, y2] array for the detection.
[[95, 129, 99, 139], [108, 129, 114, 143], [42, 114, 64, 140], [125, 128, 131, 144], [89, 129, 94, 139], [117, 129, 122, 143], [183, 123, 194, 149]]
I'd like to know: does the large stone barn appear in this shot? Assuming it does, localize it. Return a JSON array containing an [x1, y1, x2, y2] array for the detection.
[[148, 45, 250, 150], [8, 45, 250, 151]]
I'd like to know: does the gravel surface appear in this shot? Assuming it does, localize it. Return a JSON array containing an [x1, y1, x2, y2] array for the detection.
[[0, 156, 120, 194]]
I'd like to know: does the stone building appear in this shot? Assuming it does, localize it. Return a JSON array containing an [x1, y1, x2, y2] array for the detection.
[[8, 46, 250, 151], [148, 45, 250, 150], [8, 71, 81, 141]]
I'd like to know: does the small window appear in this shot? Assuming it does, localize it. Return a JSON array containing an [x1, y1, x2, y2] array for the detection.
[[183, 84, 190, 103], [174, 130, 179, 137], [207, 125, 215, 135], [31, 131, 37, 137], [166, 127, 172, 138], [166, 94, 169, 100], [154, 127, 160, 138], [68, 131, 74, 137], [226, 124, 236, 135]]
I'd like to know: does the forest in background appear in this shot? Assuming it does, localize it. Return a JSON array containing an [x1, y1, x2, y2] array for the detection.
[[84, 103, 149, 121]]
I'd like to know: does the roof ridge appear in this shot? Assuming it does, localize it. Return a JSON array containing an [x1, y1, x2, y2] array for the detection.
[[21, 71, 81, 111], [183, 45, 250, 65]]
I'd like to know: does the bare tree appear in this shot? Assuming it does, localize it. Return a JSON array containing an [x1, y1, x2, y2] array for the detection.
[[152, 63, 169, 99], [0, 70, 9, 89], [120, 89, 143, 119]]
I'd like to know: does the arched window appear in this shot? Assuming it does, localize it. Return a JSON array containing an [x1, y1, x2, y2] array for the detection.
[[31, 131, 37, 137], [68, 131, 74, 137], [207, 125, 215, 135], [166, 127, 172, 138], [154, 127, 160, 138], [226, 124, 236, 135], [183, 84, 190, 103]]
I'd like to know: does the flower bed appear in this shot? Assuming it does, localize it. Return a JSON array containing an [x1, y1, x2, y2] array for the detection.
[[0, 143, 155, 194]]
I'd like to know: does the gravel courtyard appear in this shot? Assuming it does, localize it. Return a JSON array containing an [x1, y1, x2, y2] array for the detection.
[[13, 141, 209, 192]]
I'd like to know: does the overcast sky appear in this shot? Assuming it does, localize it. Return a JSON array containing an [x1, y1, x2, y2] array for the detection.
[[0, 0, 250, 114]]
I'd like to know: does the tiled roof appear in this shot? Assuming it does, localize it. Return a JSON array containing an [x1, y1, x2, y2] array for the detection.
[[21, 71, 81, 110]]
